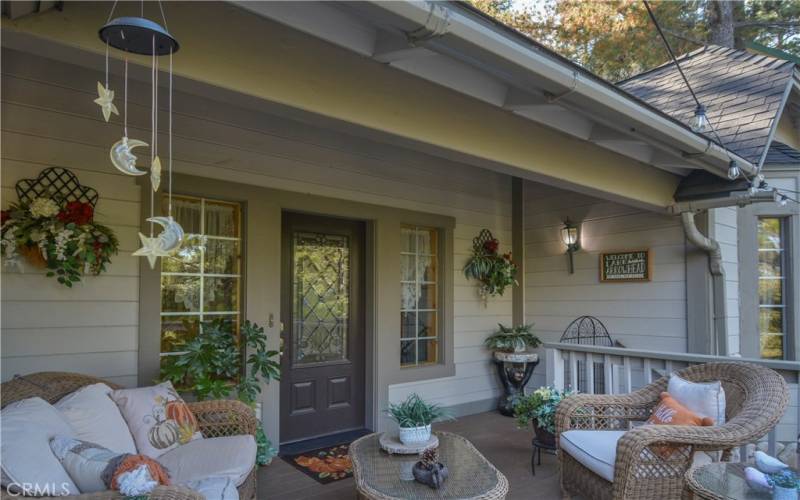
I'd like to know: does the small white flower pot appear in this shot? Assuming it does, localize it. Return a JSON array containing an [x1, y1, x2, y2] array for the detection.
[[773, 486, 799, 500], [398, 424, 431, 445]]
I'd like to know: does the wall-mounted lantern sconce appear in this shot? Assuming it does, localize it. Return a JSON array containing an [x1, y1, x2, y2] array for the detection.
[[561, 219, 580, 274]]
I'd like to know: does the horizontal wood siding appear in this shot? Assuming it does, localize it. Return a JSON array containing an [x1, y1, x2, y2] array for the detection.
[[524, 181, 688, 388], [2, 49, 511, 408]]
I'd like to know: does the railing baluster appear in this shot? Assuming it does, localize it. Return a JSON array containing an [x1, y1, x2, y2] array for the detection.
[[585, 352, 594, 394], [569, 353, 579, 392], [643, 358, 652, 385], [545, 347, 565, 391], [768, 429, 777, 456], [665, 360, 673, 377], [623, 356, 632, 393], [604, 354, 613, 395]]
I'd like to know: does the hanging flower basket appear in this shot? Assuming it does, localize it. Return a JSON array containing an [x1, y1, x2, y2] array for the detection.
[[2, 197, 119, 287], [463, 229, 518, 299]]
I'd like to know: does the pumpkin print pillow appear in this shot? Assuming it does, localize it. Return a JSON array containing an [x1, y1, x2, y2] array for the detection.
[[111, 382, 202, 459], [646, 392, 714, 459]]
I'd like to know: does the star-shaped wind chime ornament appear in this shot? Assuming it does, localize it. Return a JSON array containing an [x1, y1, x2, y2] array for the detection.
[[94, 82, 119, 122], [96, 7, 183, 269]]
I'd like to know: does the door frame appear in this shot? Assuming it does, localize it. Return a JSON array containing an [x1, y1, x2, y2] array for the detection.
[[139, 173, 455, 449]]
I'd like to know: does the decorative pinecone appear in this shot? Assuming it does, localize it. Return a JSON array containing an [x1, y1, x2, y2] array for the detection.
[[420, 448, 439, 470]]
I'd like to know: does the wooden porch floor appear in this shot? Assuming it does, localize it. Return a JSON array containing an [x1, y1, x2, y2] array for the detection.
[[257, 411, 562, 499]]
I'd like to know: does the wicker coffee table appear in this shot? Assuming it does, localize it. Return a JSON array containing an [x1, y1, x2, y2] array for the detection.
[[349, 431, 509, 499], [687, 462, 782, 499]]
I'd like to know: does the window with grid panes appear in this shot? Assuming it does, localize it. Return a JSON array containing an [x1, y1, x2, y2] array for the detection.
[[159, 195, 242, 367], [758, 217, 788, 359], [401, 226, 439, 366]]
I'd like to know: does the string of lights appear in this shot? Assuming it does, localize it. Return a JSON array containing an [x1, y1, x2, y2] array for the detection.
[[642, 0, 797, 207]]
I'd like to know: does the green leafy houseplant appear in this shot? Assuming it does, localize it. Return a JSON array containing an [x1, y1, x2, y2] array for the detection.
[[484, 323, 541, 353], [160, 318, 280, 466], [513, 386, 575, 438], [463, 233, 517, 299], [387, 394, 452, 428]]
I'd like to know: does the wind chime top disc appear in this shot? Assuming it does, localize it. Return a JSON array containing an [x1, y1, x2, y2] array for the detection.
[[99, 17, 179, 56]]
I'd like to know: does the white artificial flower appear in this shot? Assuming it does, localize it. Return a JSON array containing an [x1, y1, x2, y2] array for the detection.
[[28, 197, 60, 219]]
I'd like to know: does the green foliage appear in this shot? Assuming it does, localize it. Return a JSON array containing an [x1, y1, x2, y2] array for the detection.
[[471, 0, 800, 82], [484, 323, 541, 352], [1, 199, 119, 287], [159, 318, 280, 404], [513, 386, 575, 433], [768, 469, 799, 489], [160, 318, 280, 467], [387, 394, 453, 428], [463, 235, 517, 299]]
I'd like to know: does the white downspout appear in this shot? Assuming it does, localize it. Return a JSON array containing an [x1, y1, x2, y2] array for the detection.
[[681, 211, 727, 355]]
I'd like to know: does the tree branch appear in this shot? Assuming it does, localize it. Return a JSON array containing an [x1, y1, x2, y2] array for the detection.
[[662, 28, 706, 47]]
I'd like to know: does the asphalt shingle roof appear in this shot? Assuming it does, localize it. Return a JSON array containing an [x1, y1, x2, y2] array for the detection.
[[764, 141, 800, 165], [618, 45, 795, 167]]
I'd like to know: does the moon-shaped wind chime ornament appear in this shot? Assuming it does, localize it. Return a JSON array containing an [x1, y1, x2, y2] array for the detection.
[[96, 4, 184, 269]]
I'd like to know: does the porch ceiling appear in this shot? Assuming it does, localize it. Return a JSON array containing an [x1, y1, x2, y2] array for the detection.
[[4, 1, 685, 210]]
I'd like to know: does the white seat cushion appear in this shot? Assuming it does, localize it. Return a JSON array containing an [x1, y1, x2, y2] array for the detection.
[[157, 435, 256, 487], [560, 430, 625, 482], [0, 397, 80, 496], [55, 383, 137, 455]]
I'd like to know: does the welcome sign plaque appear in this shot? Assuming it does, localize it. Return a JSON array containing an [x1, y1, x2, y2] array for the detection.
[[600, 249, 651, 282]]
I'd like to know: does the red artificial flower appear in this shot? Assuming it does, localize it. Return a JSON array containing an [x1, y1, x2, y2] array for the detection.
[[58, 202, 94, 225], [1, 210, 9, 225], [483, 238, 499, 254]]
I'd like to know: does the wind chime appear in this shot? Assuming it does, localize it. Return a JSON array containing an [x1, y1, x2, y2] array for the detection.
[[95, 3, 184, 269]]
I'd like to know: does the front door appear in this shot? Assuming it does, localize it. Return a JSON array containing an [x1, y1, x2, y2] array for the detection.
[[280, 212, 365, 444]]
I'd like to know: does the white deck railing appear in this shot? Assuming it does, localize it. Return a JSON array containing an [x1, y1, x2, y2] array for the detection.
[[544, 342, 800, 457]]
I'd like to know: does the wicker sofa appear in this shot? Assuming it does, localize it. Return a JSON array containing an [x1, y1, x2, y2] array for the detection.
[[555, 362, 789, 500], [1, 372, 258, 500]]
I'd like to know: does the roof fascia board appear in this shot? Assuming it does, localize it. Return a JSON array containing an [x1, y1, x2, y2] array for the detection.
[[366, 0, 756, 177], [757, 77, 796, 171]]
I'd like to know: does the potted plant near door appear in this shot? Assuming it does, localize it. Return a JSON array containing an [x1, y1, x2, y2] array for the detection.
[[514, 386, 575, 446], [160, 318, 281, 465], [388, 394, 452, 445], [486, 324, 542, 416]]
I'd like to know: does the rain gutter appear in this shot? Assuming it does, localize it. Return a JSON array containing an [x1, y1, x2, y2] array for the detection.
[[369, 1, 757, 178]]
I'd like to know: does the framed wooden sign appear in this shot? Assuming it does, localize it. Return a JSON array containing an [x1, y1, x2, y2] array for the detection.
[[600, 249, 652, 282]]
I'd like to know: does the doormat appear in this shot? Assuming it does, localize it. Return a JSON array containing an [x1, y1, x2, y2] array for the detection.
[[282, 443, 353, 485]]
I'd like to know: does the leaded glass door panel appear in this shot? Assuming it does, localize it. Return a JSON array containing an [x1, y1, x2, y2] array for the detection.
[[280, 213, 365, 443]]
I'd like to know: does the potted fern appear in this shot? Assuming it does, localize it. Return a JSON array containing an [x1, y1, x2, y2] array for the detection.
[[485, 323, 541, 353], [387, 394, 452, 445]]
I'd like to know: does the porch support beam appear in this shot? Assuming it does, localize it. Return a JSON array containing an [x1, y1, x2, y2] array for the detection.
[[512, 177, 525, 327]]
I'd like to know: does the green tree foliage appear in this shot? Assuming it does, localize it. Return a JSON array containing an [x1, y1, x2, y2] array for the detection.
[[472, 0, 800, 82]]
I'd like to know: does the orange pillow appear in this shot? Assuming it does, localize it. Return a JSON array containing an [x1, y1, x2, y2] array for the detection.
[[646, 392, 714, 459]]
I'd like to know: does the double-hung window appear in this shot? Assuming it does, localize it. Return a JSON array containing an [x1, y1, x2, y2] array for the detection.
[[159, 195, 243, 368], [757, 217, 788, 359], [401, 226, 440, 367]]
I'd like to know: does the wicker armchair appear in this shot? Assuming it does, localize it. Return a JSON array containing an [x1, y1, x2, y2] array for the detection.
[[1, 372, 258, 500], [555, 362, 789, 500]]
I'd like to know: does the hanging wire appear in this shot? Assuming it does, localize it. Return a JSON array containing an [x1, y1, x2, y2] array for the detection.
[[168, 47, 173, 217], [105, 0, 119, 23], [158, 0, 169, 32], [123, 58, 129, 137], [643, 0, 754, 184], [104, 39, 110, 89], [150, 35, 156, 237]]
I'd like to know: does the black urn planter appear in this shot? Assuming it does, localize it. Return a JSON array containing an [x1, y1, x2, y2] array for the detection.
[[492, 351, 539, 416], [532, 419, 556, 447], [412, 462, 449, 489]]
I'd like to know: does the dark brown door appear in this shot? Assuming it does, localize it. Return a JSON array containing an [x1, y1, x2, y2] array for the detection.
[[280, 212, 365, 444]]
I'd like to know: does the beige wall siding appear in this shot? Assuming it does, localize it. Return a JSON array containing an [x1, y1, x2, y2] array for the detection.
[[523, 181, 688, 386], [1, 49, 511, 409], [711, 207, 741, 355]]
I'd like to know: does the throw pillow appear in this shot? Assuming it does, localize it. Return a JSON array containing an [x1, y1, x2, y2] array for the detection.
[[181, 477, 238, 500], [110, 381, 201, 458], [667, 373, 726, 425], [49, 436, 170, 495], [55, 383, 137, 454], [647, 392, 714, 459], [0, 397, 80, 496]]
